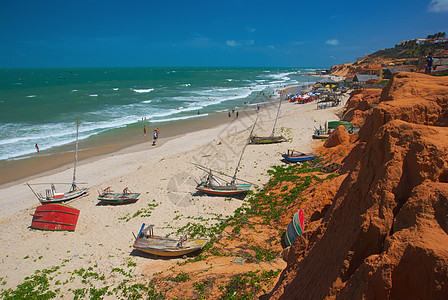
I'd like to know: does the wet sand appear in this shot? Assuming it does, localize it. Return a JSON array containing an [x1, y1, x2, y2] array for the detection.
[[0, 105, 266, 187]]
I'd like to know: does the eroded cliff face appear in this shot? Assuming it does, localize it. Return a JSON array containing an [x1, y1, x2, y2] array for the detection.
[[270, 72, 448, 299], [341, 89, 382, 127]]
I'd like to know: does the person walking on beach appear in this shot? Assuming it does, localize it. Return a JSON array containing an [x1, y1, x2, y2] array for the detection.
[[425, 53, 434, 75], [257, 104, 260, 111], [152, 129, 158, 146], [143, 125, 147, 135], [236, 111, 239, 118], [35, 143, 39, 153], [228, 111, 231, 118]]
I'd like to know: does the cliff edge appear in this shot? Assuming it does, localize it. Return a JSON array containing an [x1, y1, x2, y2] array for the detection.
[[269, 72, 448, 299]]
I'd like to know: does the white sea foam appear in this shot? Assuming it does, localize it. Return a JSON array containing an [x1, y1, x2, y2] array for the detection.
[[0, 68, 312, 161], [132, 88, 154, 93], [155, 113, 208, 123]]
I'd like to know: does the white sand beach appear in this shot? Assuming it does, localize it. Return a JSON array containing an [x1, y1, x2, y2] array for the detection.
[[0, 96, 345, 296]]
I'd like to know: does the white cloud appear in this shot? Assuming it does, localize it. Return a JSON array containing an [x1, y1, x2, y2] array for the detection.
[[325, 39, 340, 46], [247, 26, 256, 33], [428, 0, 448, 12], [226, 40, 254, 47]]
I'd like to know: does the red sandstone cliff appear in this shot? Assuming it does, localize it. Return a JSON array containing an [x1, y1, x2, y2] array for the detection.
[[270, 72, 448, 299], [341, 89, 382, 127]]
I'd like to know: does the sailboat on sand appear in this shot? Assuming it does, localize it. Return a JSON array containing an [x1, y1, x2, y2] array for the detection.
[[27, 119, 89, 204], [250, 98, 287, 144], [195, 118, 258, 196]]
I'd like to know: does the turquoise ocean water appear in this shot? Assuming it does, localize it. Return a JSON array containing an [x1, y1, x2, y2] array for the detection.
[[0, 67, 318, 161]]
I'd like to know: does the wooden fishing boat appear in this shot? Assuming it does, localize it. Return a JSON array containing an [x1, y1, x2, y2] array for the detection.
[[27, 119, 89, 204], [282, 149, 316, 163], [250, 99, 286, 144], [284, 209, 304, 247], [312, 128, 330, 139], [250, 135, 287, 144], [196, 169, 252, 196], [98, 187, 140, 204], [27, 183, 89, 204], [133, 224, 208, 257], [31, 203, 80, 231], [195, 118, 257, 197]]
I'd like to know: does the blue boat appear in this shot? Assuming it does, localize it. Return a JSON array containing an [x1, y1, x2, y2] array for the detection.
[[282, 149, 316, 163]]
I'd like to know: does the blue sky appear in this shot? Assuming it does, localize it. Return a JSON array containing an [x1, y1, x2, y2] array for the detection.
[[1, 0, 447, 68]]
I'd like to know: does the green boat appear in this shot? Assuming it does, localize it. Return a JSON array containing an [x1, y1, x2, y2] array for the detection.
[[327, 121, 358, 133], [98, 187, 140, 204]]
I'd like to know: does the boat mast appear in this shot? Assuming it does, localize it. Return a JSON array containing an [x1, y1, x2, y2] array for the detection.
[[71, 118, 79, 191], [271, 97, 282, 137], [231, 116, 258, 184]]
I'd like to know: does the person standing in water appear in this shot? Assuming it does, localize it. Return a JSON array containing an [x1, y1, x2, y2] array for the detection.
[[35, 143, 39, 153]]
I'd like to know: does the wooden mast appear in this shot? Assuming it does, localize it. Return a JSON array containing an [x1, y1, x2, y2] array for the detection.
[[271, 98, 282, 137], [70, 118, 79, 192], [231, 116, 258, 184]]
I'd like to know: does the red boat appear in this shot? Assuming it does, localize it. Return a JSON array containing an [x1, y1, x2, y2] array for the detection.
[[31, 204, 80, 231]]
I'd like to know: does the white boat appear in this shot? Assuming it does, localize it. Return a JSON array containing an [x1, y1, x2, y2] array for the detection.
[[27, 119, 89, 204]]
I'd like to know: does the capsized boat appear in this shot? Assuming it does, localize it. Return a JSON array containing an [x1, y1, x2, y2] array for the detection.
[[26, 119, 89, 204], [284, 209, 304, 247], [282, 149, 316, 163], [133, 224, 208, 257], [31, 203, 80, 231], [98, 187, 140, 204]]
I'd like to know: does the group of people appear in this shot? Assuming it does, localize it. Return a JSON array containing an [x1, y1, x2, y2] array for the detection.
[[228, 109, 239, 118]]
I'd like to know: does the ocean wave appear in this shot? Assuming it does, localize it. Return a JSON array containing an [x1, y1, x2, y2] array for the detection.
[[26, 95, 37, 98], [89, 94, 98, 97], [141, 100, 152, 104], [132, 88, 154, 93], [155, 113, 208, 123]]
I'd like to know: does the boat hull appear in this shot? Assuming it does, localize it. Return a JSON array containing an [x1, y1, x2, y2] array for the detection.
[[39, 188, 89, 204], [328, 121, 354, 130], [282, 153, 316, 163], [250, 135, 286, 144], [31, 204, 80, 231], [133, 237, 208, 257], [285, 209, 304, 247], [196, 184, 251, 196], [98, 193, 140, 204], [312, 134, 329, 139]]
